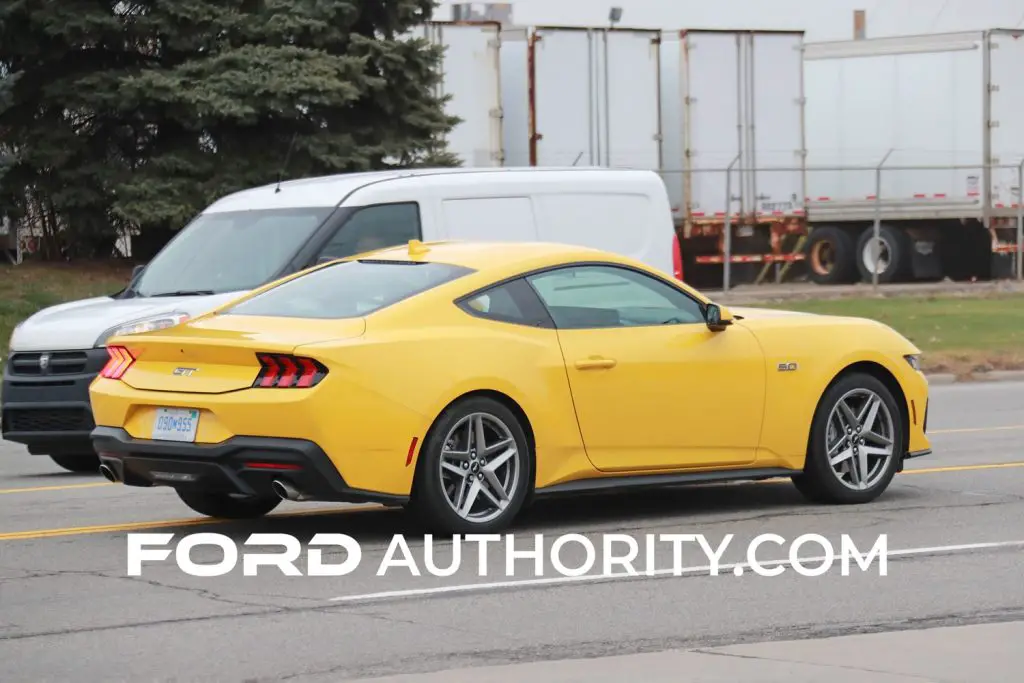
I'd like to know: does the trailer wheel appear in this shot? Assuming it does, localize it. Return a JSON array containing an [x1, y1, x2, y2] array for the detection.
[[805, 226, 857, 284], [856, 225, 910, 283]]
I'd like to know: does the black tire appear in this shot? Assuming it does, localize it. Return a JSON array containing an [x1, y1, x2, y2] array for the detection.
[[176, 489, 281, 519], [409, 396, 533, 535], [792, 372, 904, 505], [49, 453, 100, 473], [855, 225, 910, 283], [805, 226, 858, 284]]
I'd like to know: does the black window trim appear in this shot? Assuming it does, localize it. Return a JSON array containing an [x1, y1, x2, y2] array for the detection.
[[306, 200, 423, 267], [453, 260, 708, 331]]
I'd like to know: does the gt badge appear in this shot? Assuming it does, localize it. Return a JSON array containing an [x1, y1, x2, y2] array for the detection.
[[777, 362, 798, 372], [172, 367, 197, 376]]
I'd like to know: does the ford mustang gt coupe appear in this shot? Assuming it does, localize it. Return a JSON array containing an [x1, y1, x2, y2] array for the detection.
[[89, 240, 931, 533]]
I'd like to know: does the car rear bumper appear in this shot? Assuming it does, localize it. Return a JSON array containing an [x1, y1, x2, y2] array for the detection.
[[1, 349, 107, 455], [90, 426, 408, 506]]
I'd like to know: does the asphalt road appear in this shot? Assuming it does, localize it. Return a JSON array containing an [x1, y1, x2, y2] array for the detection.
[[2, 380, 1024, 682]]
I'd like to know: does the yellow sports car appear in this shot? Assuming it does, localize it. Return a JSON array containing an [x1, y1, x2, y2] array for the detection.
[[89, 241, 931, 533]]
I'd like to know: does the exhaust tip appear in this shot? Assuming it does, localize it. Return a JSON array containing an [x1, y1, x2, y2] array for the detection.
[[98, 464, 118, 483], [272, 479, 295, 500], [272, 479, 313, 502]]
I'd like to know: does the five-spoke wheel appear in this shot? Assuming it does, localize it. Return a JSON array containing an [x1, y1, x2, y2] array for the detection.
[[410, 396, 532, 533], [793, 372, 904, 504]]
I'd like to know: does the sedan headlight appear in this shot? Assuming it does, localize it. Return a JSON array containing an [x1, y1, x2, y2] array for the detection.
[[904, 354, 922, 371], [94, 312, 190, 347]]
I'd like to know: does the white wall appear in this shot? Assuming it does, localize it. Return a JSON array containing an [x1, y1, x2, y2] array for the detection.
[[436, 0, 1024, 42]]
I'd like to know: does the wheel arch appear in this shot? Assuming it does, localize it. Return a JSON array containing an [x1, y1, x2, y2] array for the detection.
[[410, 389, 538, 499], [805, 360, 911, 468]]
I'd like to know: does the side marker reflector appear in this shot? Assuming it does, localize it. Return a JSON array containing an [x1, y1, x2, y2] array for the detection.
[[406, 437, 419, 467]]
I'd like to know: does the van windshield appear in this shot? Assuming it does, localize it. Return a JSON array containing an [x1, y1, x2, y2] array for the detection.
[[131, 208, 335, 297]]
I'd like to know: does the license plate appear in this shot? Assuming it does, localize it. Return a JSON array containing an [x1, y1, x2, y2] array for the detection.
[[152, 408, 200, 442]]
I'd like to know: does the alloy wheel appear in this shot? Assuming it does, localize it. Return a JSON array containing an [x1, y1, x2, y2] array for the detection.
[[825, 388, 896, 490], [438, 412, 521, 524]]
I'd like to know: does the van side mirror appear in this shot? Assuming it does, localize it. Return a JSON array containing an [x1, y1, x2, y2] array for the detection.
[[705, 303, 733, 331]]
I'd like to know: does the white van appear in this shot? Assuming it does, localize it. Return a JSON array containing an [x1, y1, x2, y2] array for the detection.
[[2, 166, 679, 471]]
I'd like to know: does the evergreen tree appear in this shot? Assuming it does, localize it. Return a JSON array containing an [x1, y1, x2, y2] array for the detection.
[[0, 0, 459, 259]]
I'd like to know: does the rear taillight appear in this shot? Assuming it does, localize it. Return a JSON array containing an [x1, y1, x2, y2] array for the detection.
[[672, 232, 684, 280], [100, 345, 135, 379], [253, 353, 327, 388]]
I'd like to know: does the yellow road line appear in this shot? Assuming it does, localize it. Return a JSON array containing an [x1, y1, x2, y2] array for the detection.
[[5, 460, 1024, 541], [903, 461, 1024, 475], [0, 503, 385, 541], [930, 425, 1024, 435], [0, 482, 113, 495]]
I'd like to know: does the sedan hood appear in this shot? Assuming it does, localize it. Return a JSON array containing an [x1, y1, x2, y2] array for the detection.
[[8, 292, 245, 353]]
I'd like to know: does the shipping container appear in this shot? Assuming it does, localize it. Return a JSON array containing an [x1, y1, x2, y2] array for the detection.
[[801, 30, 1024, 284], [414, 21, 505, 167], [499, 26, 663, 170], [659, 30, 806, 226], [653, 29, 808, 287]]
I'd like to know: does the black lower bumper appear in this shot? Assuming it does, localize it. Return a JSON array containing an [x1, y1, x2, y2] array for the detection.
[[91, 426, 407, 506], [1, 349, 107, 455]]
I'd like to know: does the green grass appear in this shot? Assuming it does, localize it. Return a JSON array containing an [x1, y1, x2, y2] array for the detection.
[[1, 262, 132, 361], [766, 294, 1024, 375], [2, 263, 1023, 377]]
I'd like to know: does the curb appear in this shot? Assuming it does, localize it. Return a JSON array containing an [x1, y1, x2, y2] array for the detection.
[[924, 370, 1024, 385]]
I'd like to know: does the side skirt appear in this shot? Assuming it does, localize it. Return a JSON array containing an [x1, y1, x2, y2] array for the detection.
[[533, 467, 800, 499]]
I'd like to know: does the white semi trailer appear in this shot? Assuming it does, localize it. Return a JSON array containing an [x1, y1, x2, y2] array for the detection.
[[490, 24, 808, 287], [801, 29, 1024, 284]]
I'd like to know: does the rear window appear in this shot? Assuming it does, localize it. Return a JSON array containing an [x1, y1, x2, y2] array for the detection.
[[225, 259, 474, 319]]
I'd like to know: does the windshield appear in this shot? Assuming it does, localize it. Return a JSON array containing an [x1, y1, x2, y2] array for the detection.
[[132, 207, 335, 297], [225, 259, 475, 319]]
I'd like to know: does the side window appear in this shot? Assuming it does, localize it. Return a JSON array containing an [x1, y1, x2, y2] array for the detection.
[[526, 265, 704, 329], [316, 202, 421, 261], [458, 278, 553, 327]]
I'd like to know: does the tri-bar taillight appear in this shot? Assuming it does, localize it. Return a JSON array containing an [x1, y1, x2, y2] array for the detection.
[[100, 345, 135, 379], [253, 353, 328, 388]]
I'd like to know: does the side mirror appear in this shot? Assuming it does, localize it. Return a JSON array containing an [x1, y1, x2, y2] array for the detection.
[[130, 264, 145, 281], [705, 302, 734, 331]]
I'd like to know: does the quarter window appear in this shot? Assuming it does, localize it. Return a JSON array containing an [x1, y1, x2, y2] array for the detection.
[[459, 279, 552, 327], [315, 202, 421, 261], [526, 265, 705, 329]]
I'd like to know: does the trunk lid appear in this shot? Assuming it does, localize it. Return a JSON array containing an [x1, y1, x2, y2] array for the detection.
[[115, 314, 364, 394]]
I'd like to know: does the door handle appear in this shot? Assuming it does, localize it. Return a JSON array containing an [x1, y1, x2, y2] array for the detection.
[[575, 357, 617, 370]]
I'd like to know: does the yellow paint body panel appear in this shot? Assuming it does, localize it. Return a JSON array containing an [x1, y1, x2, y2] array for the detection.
[[89, 241, 931, 498]]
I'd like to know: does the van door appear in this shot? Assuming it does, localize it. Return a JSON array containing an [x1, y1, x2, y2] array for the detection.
[[439, 196, 538, 241]]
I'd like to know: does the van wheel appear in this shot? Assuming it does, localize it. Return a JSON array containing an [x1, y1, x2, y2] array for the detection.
[[176, 490, 281, 519], [805, 226, 857, 284], [49, 453, 100, 473], [855, 225, 910, 283], [792, 372, 903, 505]]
